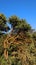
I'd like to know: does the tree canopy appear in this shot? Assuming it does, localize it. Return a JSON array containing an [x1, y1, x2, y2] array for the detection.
[[9, 16, 31, 32], [0, 14, 10, 33], [0, 14, 36, 65]]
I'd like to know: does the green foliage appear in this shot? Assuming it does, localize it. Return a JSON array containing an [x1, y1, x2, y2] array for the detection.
[[0, 14, 36, 65], [0, 14, 6, 30], [0, 43, 4, 56], [0, 14, 10, 33], [9, 16, 31, 32], [9, 15, 19, 28], [32, 32, 36, 39], [16, 19, 31, 31]]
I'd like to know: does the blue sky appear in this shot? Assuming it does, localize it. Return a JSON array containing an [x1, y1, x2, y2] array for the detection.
[[0, 0, 36, 29]]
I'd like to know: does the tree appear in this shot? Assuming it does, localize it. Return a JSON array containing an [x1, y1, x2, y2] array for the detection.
[[0, 14, 10, 33], [0, 14, 31, 33], [9, 16, 31, 32], [32, 32, 36, 39], [9, 15, 19, 28], [15, 19, 31, 31]]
